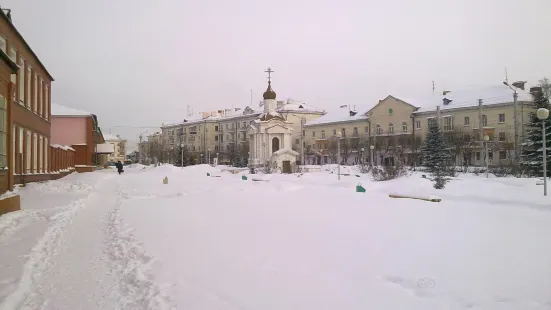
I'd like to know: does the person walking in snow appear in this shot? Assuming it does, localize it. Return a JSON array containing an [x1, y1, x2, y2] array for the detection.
[[115, 161, 124, 175]]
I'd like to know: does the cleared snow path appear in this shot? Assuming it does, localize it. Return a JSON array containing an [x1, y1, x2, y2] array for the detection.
[[0, 172, 172, 310]]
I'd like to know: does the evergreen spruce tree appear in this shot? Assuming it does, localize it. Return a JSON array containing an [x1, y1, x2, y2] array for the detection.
[[521, 89, 551, 176], [420, 120, 452, 188], [173, 146, 189, 167], [420, 121, 451, 173]]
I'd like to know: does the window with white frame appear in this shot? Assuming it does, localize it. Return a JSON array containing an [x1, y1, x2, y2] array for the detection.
[[26, 67, 31, 109], [482, 114, 488, 127], [443, 116, 453, 131], [12, 125, 15, 171], [45, 86, 49, 120], [499, 113, 505, 123], [19, 57, 24, 105], [428, 117, 436, 126], [0, 96, 6, 168], [39, 135, 43, 172], [33, 133, 37, 173], [33, 74, 38, 113], [26, 131, 31, 173], [9, 46, 16, 63], [415, 120, 421, 129], [464, 117, 470, 126], [45, 137, 49, 172], [321, 130, 325, 138], [38, 78, 43, 117], [0, 36, 6, 52], [388, 123, 394, 134], [402, 122, 408, 133], [376, 124, 382, 135]]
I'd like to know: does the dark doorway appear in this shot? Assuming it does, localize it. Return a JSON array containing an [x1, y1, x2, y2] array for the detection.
[[272, 137, 280, 153], [282, 160, 291, 173]]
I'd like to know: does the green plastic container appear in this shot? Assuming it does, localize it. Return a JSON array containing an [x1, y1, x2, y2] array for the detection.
[[356, 183, 366, 193], [242, 175, 248, 180]]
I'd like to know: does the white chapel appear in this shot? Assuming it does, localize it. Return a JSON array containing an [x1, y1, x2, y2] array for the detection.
[[248, 68, 298, 172]]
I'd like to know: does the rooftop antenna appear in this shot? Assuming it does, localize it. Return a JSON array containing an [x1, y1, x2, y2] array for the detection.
[[250, 89, 252, 107], [432, 81, 435, 95]]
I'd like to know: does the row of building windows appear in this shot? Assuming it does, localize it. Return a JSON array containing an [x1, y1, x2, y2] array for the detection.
[[0, 34, 50, 121], [12, 126, 49, 174]]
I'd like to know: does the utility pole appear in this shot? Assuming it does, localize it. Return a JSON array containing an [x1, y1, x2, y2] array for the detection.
[[138, 134, 143, 164], [300, 117, 305, 165], [478, 99, 483, 142], [513, 90, 519, 158]]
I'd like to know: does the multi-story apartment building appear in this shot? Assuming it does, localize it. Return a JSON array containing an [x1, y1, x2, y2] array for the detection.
[[161, 99, 325, 165], [0, 9, 54, 188], [104, 134, 126, 163], [304, 85, 534, 167]]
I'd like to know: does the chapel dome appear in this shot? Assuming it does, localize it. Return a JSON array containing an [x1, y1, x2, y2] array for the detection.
[[263, 82, 277, 100]]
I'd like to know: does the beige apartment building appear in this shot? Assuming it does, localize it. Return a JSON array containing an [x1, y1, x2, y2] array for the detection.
[[104, 134, 126, 163], [161, 99, 325, 165], [304, 85, 535, 167]]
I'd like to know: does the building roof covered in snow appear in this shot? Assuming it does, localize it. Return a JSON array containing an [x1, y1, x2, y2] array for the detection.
[[51, 103, 93, 117], [305, 105, 368, 127], [277, 99, 325, 114], [103, 134, 123, 141], [411, 85, 533, 113], [162, 100, 324, 128]]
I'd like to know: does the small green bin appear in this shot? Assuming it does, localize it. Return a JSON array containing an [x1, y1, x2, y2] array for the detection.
[[356, 183, 366, 193], [242, 175, 248, 180]]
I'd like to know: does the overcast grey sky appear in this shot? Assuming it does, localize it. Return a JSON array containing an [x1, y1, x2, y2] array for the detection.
[[3, 0, 551, 145]]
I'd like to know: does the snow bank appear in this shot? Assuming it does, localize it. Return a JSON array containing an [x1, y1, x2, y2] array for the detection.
[[117, 166, 551, 309]]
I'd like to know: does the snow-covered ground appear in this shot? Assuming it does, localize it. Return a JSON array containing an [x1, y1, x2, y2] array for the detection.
[[1, 164, 550, 309]]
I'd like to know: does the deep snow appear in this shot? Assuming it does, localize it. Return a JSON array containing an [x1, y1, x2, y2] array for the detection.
[[1, 164, 551, 309]]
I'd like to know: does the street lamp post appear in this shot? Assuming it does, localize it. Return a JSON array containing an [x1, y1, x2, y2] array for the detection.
[[180, 143, 184, 169], [370, 145, 375, 167], [337, 132, 342, 180], [484, 135, 490, 178], [361, 147, 365, 164], [537, 108, 549, 196], [503, 80, 526, 159], [208, 148, 211, 165]]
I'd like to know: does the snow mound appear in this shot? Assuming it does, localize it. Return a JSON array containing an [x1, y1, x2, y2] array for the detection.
[[25, 180, 92, 193], [127, 163, 148, 169]]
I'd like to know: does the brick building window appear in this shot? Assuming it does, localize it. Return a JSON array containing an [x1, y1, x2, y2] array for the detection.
[[45, 86, 49, 120], [45, 137, 49, 172], [33, 133, 37, 173], [26, 66, 31, 109], [26, 131, 31, 173], [38, 78, 43, 117], [0, 96, 6, 168], [19, 57, 25, 105]]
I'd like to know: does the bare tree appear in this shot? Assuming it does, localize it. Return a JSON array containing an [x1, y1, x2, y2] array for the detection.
[[539, 77, 551, 99]]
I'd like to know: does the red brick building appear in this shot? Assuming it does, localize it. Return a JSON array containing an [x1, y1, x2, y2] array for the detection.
[[0, 9, 76, 215]]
